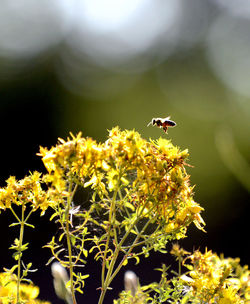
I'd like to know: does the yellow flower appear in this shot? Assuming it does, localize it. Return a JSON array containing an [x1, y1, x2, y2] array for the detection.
[[218, 286, 241, 304], [0, 172, 56, 214], [181, 249, 250, 303], [0, 272, 50, 304], [0, 176, 17, 209], [1, 128, 205, 237], [36, 128, 205, 237], [170, 243, 190, 258]]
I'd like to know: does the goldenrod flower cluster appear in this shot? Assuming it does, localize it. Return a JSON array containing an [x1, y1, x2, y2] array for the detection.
[[115, 248, 250, 304], [181, 249, 250, 303], [0, 272, 50, 304], [0, 128, 204, 237], [38, 127, 204, 237], [0, 172, 55, 214]]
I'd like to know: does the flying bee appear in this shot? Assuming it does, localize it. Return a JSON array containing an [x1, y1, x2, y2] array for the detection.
[[147, 116, 177, 133]]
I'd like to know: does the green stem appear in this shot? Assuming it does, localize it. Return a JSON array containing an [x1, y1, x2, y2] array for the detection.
[[109, 215, 155, 285], [24, 208, 36, 225], [16, 203, 25, 304], [99, 190, 118, 303], [178, 258, 182, 276], [98, 200, 155, 304], [98, 174, 158, 304], [65, 182, 77, 304]]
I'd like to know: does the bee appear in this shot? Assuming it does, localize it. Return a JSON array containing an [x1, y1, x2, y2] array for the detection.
[[147, 116, 176, 133]]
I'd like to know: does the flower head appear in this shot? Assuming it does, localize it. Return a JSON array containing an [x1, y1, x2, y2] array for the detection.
[[37, 127, 205, 239], [0, 272, 50, 304], [181, 249, 250, 303], [0, 172, 53, 214]]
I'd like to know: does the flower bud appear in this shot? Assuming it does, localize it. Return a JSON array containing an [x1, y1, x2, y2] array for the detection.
[[51, 262, 72, 304], [124, 270, 138, 296]]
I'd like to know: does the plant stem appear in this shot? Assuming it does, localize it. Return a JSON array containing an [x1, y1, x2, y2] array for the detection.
[[109, 216, 154, 285], [98, 201, 154, 304], [98, 178, 157, 304], [65, 182, 77, 304], [178, 257, 182, 276], [99, 190, 118, 304], [16, 203, 25, 304]]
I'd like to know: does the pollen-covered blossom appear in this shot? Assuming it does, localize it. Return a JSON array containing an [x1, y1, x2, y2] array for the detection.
[[38, 127, 205, 238], [0, 272, 50, 304], [181, 249, 250, 303]]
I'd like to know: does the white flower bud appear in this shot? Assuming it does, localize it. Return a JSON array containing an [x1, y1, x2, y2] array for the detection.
[[124, 270, 138, 296], [51, 262, 72, 304]]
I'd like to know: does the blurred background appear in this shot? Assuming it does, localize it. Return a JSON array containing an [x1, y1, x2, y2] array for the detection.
[[0, 0, 249, 303]]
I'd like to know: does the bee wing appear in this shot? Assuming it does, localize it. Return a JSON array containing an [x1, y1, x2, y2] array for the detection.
[[147, 121, 153, 127], [164, 116, 171, 120]]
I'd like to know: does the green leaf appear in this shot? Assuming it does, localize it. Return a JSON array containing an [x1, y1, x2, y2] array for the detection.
[[9, 222, 20, 227], [134, 255, 140, 265], [82, 249, 88, 258], [81, 274, 89, 279], [71, 235, 76, 246], [4, 265, 18, 274], [124, 201, 135, 211], [20, 242, 29, 252], [75, 287, 84, 294], [46, 256, 56, 265], [122, 258, 128, 266], [92, 192, 97, 202], [50, 212, 58, 221], [24, 223, 35, 229], [21, 278, 33, 284], [105, 260, 110, 269], [59, 231, 65, 242]]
